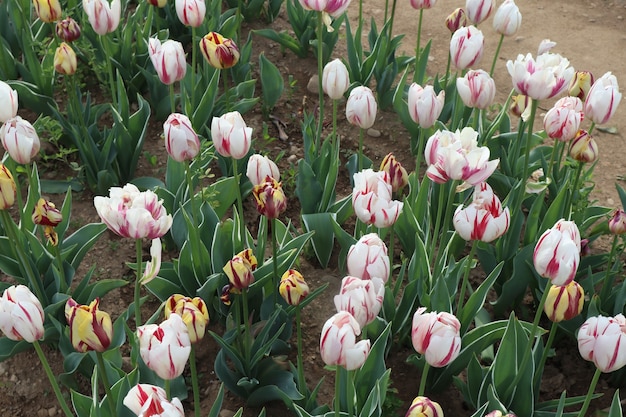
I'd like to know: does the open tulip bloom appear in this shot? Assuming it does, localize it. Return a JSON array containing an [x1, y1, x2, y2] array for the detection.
[[124, 384, 185, 417], [334, 276, 385, 328], [453, 182, 510, 243], [320, 311, 371, 370], [577, 314, 626, 373]]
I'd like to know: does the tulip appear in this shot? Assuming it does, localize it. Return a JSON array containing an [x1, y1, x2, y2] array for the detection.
[[298, 0, 350, 16], [56, 17, 82, 42], [252, 177, 287, 219], [465, 0, 494, 25], [412, 307, 461, 367], [449, 26, 484, 70], [453, 182, 510, 243], [279, 269, 310, 306], [543, 281, 584, 322], [0, 81, 18, 123], [533, 219, 581, 286], [609, 209, 626, 235], [320, 311, 370, 370], [65, 298, 113, 352], [543, 97, 583, 142], [223, 249, 257, 290], [485, 412, 517, 417], [33, 0, 62, 22], [380, 153, 408, 194], [0, 116, 41, 164], [509, 94, 530, 119], [210, 111, 252, 159], [445, 8, 467, 33], [165, 294, 209, 343], [346, 233, 390, 283], [137, 314, 191, 380], [148, 0, 167, 6], [199, 32, 240, 70], [407, 83, 445, 129], [409, 0, 436, 10], [94, 183, 173, 239], [568, 71, 594, 102], [141, 238, 162, 284], [492, 0, 522, 36], [0, 285, 45, 343], [352, 169, 404, 228], [148, 38, 187, 86], [456, 69, 496, 109], [163, 113, 200, 162], [82, 0, 121, 35], [334, 276, 384, 327], [537, 39, 557, 55], [405, 396, 444, 417], [568, 129, 598, 163], [32, 197, 64, 225], [0, 165, 16, 210], [584, 71, 622, 125], [506, 52, 575, 100], [54, 42, 77, 76], [246, 154, 280, 186], [346, 86, 377, 129], [124, 384, 185, 417], [577, 314, 626, 373], [175, 0, 206, 27], [322, 59, 350, 100]]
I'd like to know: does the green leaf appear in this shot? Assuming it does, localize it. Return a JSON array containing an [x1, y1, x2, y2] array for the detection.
[[301, 213, 336, 268], [259, 53, 284, 115], [608, 389, 623, 417], [459, 262, 503, 334], [295, 159, 324, 214]]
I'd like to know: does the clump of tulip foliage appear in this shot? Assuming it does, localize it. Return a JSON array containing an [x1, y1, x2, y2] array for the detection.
[[0, 0, 625, 417]]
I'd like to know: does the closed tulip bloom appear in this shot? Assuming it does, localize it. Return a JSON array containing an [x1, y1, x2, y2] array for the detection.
[[165, 294, 209, 343], [223, 249, 257, 290], [94, 183, 173, 239], [54, 42, 77, 75], [543, 96, 583, 142], [65, 298, 113, 352], [533, 219, 581, 286], [138, 314, 191, 380], [56, 17, 81, 42], [253, 177, 287, 219], [347, 233, 390, 283], [320, 311, 371, 370], [279, 269, 310, 306], [352, 169, 404, 228], [346, 86, 377, 129], [544, 282, 584, 322], [492, 0, 521, 36], [200, 32, 239, 70], [176, 0, 206, 27], [380, 153, 408, 193], [32, 198, 63, 227], [33, 0, 62, 22], [322, 59, 350, 100], [584, 71, 622, 125], [450, 26, 484, 70], [299, 0, 350, 16], [568, 129, 598, 163], [0, 285, 45, 343], [609, 209, 626, 235], [246, 154, 280, 186], [163, 113, 200, 162], [0, 165, 16, 210], [148, 38, 187, 85], [405, 396, 444, 417], [211, 111, 252, 159], [568, 71, 594, 102], [334, 276, 384, 327], [124, 384, 185, 417], [412, 307, 461, 367], [453, 182, 510, 243], [465, 0, 494, 25], [506, 52, 575, 100], [577, 314, 626, 373], [0, 81, 18, 123], [0, 116, 40, 164], [83, 0, 121, 35], [445, 8, 467, 33], [456, 69, 496, 109], [148, 0, 167, 6], [408, 83, 445, 129], [537, 38, 557, 56], [409, 0, 436, 10]]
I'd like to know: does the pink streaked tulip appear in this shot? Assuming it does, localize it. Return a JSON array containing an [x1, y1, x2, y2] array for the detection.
[[380, 153, 408, 194], [334, 276, 384, 327], [544, 281, 584, 322], [94, 184, 173, 240], [0, 81, 18, 123], [82, 0, 121, 35], [568, 129, 598, 163], [506, 52, 575, 100], [124, 384, 185, 417], [456, 69, 496, 109], [65, 298, 113, 353], [246, 154, 280, 186], [298, 0, 351, 16], [537, 39, 557, 56], [137, 314, 191, 380], [453, 182, 510, 243], [148, 38, 187, 86], [164, 294, 209, 343], [465, 0, 494, 25], [533, 219, 581, 286], [584, 71, 622, 125], [346, 86, 377, 129], [0, 116, 41, 164], [33, 0, 62, 23], [352, 169, 403, 228], [449, 26, 484, 70], [175, 0, 206, 27], [609, 209, 626, 235], [542, 96, 583, 142], [322, 59, 350, 100], [492, 0, 521, 36], [411, 307, 461, 367], [320, 311, 370, 370], [163, 113, 200, 162], [405, 396, 444, 417], [409, 0, 436, 10], [577, 314, 626, 373], [445, 8, 467, 33], [223, 249, 257, 290], [408, 83, 445, 129], [211, 111, 252, 159], [0, 285, 45, 343], [347, 233, 390, 283], [568, 71, 594, 102], [56, 17, 82, 42], [485, 412, 517, 417]]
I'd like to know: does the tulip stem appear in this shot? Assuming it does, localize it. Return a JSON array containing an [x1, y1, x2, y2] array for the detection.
[[241, 287, 252, 373], [418, 362, 430, 397], [334, 366, 341, 417], [588, 122, 596, 135], [134, 238, 144, 328], [428, 181, 446, 269], [565, 161, 584, 220], [414, 9, 424, 83], [169, 83, 176, 114], [191, 26, 197, 109], [272, 217, 280, 305], [33, 340, 74, 417], [457, 240, 477, 314], [388, 0, 397, 41], [489, 34, 504, 77], [185, 160, 198, 228], [222, 69, 231, 112], [533, 321, 558, 388], [443, 35, 452, 88], [190, 346, 201, 417], [316, 11, 325, 157], [55, 244, 68, 294], [599, 235, 620, 303], [578, 367, 602, 417], [232, 158, 247, 249], [521, 99, 539, 192], [546, 139, 561, 184], [165, 378, 171, 400], [295, 306, 307, 394], [388, 224, 394, 284], [358, 128, 364, 172], [96, 351, 117, 415], [100, 35, 117, 105]]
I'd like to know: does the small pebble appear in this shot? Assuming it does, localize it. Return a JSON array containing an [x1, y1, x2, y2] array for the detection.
[[37, 410, 47, 417], [287, 154, 298, 164], [219, 410, 236, 417], [307, 75, 319, 94], [48, 407, 57, 417], [367, 128, 381, 138]]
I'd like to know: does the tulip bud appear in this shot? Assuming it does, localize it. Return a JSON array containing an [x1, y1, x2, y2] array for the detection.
[[148, 0, 167, 6], [578, 314, 626, 373], [465, 0, 494, 25], [320, 311, 371, 370], [445, 8, 467, 33], [450, 26, 484, 70], [0, 165, 16, 210], [334, 276, 384, 327], [253, 177, 287, 219], [543, 282, 584, 322], [568, 71, 594, 102], [609, 209, 626, 235], [65, 298, 113, 352], [380, 153, 408, 193], [322, 58, 350, 100], [352, 169, 404, 228], [83, 0, 122, 35], [176, 0, 206, 27], [33, 0, 62, 22], [409, 0, 436, 10], [453, 182, 510, 243], [138, 314, 191, 380], [211, 111, 252, 159], [492, 0, 522, 36], [568, 129, 598, 163], [163, 113, 200, 162], [199, 32, 240, 69], [0, 285, 45, 343], [148, 38, 187, 86], [223, 249, 257, 290], [0, 81, 18, 123], [346, 86, 377, 129], [246, 154, 280, 186], [405, 396, 444, 417], [533, 219, 581, 286], [0, 116, 41, 164], [165, 294, 209, 343], [347, 233, 390, 283], [32, 198, 63, 246], [584, 71, 622, 125], [485, 411, 517, 417], [408, 83, 445, 129], [54, 42, 77, 75], [411, 307, 461, 367], [456, 69, 496, 109], [543, 97, 583, 142], [279, 269, 310, 306], [56, 17, 81, 42], [509, 94, 530, 119], [537, 39, 557, 55]]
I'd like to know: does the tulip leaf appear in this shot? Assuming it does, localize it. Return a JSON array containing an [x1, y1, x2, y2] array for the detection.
[[302, 213, 336, 268], [459, 262, 503, 335], [354, 323, 391, 408], [295, 159, 323, 214], [71, 389, 94, 417], [259, 53, 284, 116]]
